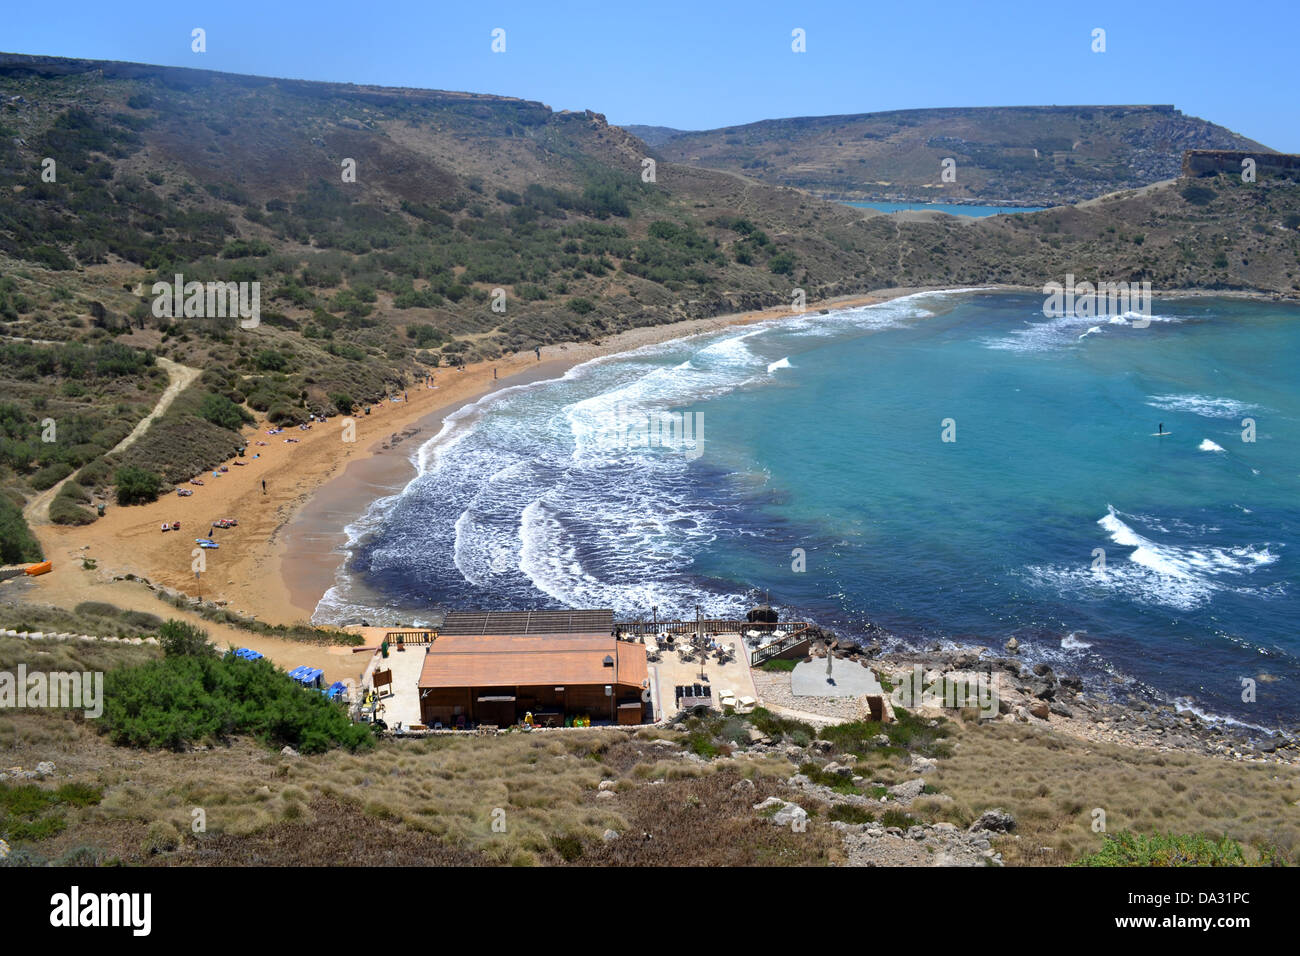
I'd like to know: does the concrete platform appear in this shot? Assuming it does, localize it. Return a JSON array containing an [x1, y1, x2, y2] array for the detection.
[[790, 658, 882, 698]]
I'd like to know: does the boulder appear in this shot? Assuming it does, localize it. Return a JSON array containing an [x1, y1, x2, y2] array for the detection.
[[602, 829, 620, 842], [888, 778, 926, 801], [35, 761, 55, 777], [1028, 701, 1051, 720], [1004, 637, 1020, 654], [969, 809, 1016, 833]]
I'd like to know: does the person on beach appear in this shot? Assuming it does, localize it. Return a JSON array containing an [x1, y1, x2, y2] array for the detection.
[[262, 479, 266, 494], [493, 367, 497, 380], [535, 346, 541, 362]]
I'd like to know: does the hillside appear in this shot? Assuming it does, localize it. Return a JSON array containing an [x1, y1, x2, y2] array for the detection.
[[0, 54, 1297, 546], [644, 105, 1272, 204], [0, 623, 1294, 867]]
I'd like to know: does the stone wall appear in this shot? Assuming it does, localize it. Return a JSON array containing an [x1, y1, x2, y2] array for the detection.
[[1182, 149, 1300, 178]]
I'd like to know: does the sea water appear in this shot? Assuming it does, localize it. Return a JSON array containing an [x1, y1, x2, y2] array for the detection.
[[843, 201, 1050, 217], [317, 291, 1298, 725]]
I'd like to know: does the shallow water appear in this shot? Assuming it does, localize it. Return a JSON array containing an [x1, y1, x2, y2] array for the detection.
[[317, 290, 1299, 725]]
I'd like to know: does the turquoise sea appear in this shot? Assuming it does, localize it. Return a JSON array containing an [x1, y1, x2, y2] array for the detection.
[[844, 201, 1050, 217], [318, 291, 1299, 727]]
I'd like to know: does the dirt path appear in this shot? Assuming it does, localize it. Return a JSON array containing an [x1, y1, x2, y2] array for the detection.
[[23, 356, 200, 526]]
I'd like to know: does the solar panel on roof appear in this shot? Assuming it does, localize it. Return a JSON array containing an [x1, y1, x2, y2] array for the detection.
[[440, 609, 614, 637]]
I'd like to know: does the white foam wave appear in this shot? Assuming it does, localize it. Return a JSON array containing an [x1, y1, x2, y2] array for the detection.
[[1146, 393, 1261, 419], [1199, 439, 1225, 453], [767, 357, 792, 373], [987, 309, 1185, 352], [1024, 506, 1281, 611]]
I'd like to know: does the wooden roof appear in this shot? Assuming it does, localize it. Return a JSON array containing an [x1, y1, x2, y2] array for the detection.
[[439, 609, 614, 637], [419, 633, 647, 689]]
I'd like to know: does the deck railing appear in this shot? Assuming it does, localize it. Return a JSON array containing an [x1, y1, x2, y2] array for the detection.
[[749, 630, 813, 666], [618, 619, 809, 639], [385, 630, 437, 646]]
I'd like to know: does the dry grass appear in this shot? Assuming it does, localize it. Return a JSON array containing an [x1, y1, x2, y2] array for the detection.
[[0, 633, 159, 676], [5, 703, 1295, 867], [0, 713, 828, 866], [909, 720, 1300, 865]]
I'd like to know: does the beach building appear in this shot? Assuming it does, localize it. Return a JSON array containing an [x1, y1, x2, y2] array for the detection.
[[417, 610, 649, 728]]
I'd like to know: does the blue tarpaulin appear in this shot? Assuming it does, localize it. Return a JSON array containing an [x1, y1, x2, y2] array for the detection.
[[288, 665, 325, 688], [326, 681, 348, 700], [232, 648, 263, 661]]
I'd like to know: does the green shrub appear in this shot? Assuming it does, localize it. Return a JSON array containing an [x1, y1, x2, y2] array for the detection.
[[1181, 184, 1217, 207], [198, 392, 251, 431], [49, 494, 96, 525], [769, 252, 796, 275], [1074, 832, 1252, 867], [100, 653, 373, 753], [255, 349, 288, 372], [114, 465, 162, 505], [879, 809, 915, 829], [75, 458, 112, 488], [158, 619, 215, 658], [0, 497, 42, 563], [29, 461, 73, 491], [0, 780, 102, 846], [828, 804, 876, 824]]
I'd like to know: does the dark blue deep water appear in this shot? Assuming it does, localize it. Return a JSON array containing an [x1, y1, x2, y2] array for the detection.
[[318, 291, 1300, 726]]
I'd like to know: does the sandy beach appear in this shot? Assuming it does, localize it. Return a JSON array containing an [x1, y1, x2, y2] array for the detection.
[[22, 288, 925, 673]]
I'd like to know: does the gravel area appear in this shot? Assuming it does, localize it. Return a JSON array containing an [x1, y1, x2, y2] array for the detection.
[[752, 669, 867, 720]]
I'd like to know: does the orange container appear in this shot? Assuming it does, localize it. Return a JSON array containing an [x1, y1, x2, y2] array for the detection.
[[25, 561, 52, 576]]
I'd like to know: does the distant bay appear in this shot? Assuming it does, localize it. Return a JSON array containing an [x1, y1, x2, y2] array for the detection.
[[844, 200, 1051, 217]]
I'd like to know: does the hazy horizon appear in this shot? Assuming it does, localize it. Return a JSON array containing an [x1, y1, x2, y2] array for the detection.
[[5, 0, 1297, 152]]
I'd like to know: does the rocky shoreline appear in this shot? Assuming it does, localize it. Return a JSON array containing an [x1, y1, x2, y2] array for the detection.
[[797, 628, 1299, 766]]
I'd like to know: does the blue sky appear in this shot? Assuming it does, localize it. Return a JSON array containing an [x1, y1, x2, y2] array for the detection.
[[5, 0, 1297, 150]]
